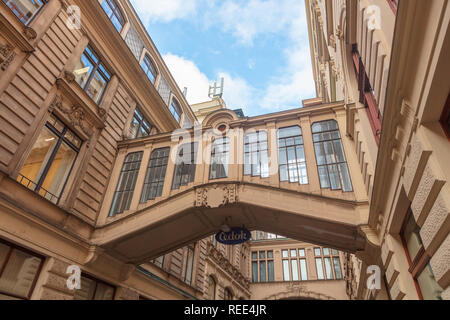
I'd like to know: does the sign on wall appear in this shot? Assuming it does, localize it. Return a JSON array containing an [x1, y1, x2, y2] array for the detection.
[[215, 227, 251, 245]]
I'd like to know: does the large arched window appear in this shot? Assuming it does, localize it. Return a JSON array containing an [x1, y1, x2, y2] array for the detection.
[[100, 0, 125, 33], [312, 120, 353, 192], [141, 54, 158, 84], [207, 276, 216, 300], [278, 126, 308, 184], [140, 147, 170, 202]]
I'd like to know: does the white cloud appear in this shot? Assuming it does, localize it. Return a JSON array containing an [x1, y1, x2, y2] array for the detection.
[[130, 0, 198, 22]]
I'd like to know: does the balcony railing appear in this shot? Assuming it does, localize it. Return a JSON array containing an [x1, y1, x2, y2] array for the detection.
[[17, 174, 59, 204]]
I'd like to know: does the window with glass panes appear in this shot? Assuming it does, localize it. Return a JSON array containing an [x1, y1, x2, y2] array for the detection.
[[278, 126, 308, 184], [152, 255, 165, 269], [129, 108, 152, 139], [99, 0, 125, 32], [401, 209, 443, 300], [17, 114, 81, 204], [282, 248, 308, 282], [244, 131, 269, 178], [312, 120, 353, 192], [314, 247, 342, 280], [169, 98, 182, 123], [109, 152, 143, 216], [141, 148, 170, 202], [172, 143, 197, 190], [141, 54, 158, 84], [74, 46, 111, 104], [224, 288, 233, 300], [210, 137, 229, 179], [0, 240, 44, 300], [73, 274, 115, 300], [2, 0, 47, 24], [251, 251, 274, 283], [183, 245, 195, 286]]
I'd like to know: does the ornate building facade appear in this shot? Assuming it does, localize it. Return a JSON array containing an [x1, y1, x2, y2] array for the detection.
[[0, 0, 448, 301]]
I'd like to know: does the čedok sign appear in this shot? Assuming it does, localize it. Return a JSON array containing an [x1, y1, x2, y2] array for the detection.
[[215, 227, 251, 245]]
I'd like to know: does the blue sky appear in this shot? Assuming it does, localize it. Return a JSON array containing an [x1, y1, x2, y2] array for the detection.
[[130, 0, 316, 117]]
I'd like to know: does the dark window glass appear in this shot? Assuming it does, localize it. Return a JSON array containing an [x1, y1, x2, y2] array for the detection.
[[259, 261, 266, 283], [141, 55, 157, 84], [74, 46, 111, 104], [73, 274, 115, 300], [3, 0, 46, 24], [224, 288, 233, 300], [169, 98, 182, 123], [141, 148, 170, 202], [100, 0, 125, 32], [129, 108, 152, 139], [268, 260, 274, 282], [17, 115, 81, 204], [252, 262, 258, 283], [172, 143, 197, 190], [109, 152, 143, 216], [333, 257, 343, 280], [312, 120, 353, 191], [184, 246, 195, 286], [0, 241, 44, 300], [210, 137, 229, 179], [278, 126, 308, 184], [244, 131, 269, 178]]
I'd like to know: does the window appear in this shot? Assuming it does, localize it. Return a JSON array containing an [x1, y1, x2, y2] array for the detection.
[[109, 152, 143, 216], [2, 0, 46, 24], [18, 115, 81, 204], [333, 257, 343, 280], [312, 120, 353, 192], [99, 0, 125, 32], [152, 256, 165, 269], [252, 250, 274, 283], [141, 148, 170, 202], [129, 108, 152, 139], [401, 210, 443, 300], [440, 93, 450, 140], [141, 54, 158, 84], [224, 288, 233, 300], [314, 247, 343, 280], [210, 137, 229, 180], [73, 274, 115, 300], [0, 240, 44, 300], [278, 126, 308, 184], [169, 98, 182, 123], [244, 131, 269, 178], [283, 248, 308, 282], [74, 46, 111, 104], [184, 245, 195, 286], [207, 276, 216, 300], [315, 258, 324, 280], [172, 143, 198, 190]]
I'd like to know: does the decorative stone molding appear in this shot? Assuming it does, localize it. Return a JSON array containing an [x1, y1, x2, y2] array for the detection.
[[0, 43, 13, 57], [23, 26, 37, 41], [119, 264, 136, 282], [329, 34, 336, 50], [1, 51, 15, 71], [83, 246, 105, 266], [195, 184, 238, 208], [51, 95, 94, 137], [207, 242, 250, 290], [0, 42, 15, 71], [63, 70, 75, 82], [336, 25, 344, 40]]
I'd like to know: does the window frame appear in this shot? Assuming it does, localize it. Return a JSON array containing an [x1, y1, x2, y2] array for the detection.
[[99, 0, 126, 33], [251, 250, 274, 283], [169, 97, 182, 123], [172, 142, 198, 190], [109, 151, 143, 217], [0, 238, 45, 300], [73, 272, 116, 300], [17, 115, 81, 205], [183, 245, 195, 286], [130, 107, 152, 139], [440, 93, 450, 141], [312, 120, 354, 192], [140, 147, 170, 202], [244, 130, 269, 179], [2, 0, 48, 25], [141, 54, 158, 85], [74, 45, 111, 105], [209, 136, 229, 180]]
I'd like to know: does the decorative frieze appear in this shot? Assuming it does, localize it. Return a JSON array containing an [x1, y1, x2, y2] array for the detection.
[[195, 184, 238, 208], [0, 42, 15, 71], [50, 95, 94, 137], [23, 26, 37, 41]]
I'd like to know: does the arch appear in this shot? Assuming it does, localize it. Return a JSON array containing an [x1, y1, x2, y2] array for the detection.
[[140, 52, 159, 85], [207, 274, 217, 300], [263, 290, 337, 301], [203, 109, 239, 128]]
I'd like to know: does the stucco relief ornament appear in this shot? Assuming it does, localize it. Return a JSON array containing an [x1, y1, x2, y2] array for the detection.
[[195, 184, 237, 208], [63, 70, 75, 82], [336, 25, 344, 40], [0, 43, 13, 58], [23, 27, 37, 40], [52, 96, 94, 137], [1, 51, 16, 71]]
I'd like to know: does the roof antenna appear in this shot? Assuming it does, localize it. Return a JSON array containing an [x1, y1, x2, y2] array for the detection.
[[183, 87, 188, 97], [208, 77, 224, 99]]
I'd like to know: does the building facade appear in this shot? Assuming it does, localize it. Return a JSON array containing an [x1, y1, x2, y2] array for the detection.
[[0, 0, 448, 301]]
